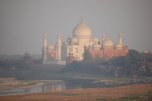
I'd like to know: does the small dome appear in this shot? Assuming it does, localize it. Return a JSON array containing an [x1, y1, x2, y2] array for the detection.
[[102, 37, 114, 47], [93, 43, 101, 48], [48, 43, 55, 49], [93, 38, 99, 44], [72, 38, 78, 45], [116, 43, 122, 48], [72, 19, 92, 38], [72, 38, 78, 42]]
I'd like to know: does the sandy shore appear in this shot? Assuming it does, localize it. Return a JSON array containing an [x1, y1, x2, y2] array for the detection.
[[0, 84, 152, 101], [0, 78, 62, 90]]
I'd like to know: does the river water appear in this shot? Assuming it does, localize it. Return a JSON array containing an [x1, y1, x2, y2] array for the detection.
[[0, 81, 66, 96]]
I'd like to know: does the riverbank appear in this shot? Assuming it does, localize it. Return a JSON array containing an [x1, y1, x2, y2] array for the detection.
[[1, 76, 152, 96], [0, 78, 66, 96], [0, 78, 60, 90], [0, 84, 152, 101]]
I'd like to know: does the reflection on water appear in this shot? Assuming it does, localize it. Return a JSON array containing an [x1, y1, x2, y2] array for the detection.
[[0, 81, 66, 96]]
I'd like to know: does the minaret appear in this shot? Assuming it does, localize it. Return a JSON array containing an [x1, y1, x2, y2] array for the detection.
[[57, 33, 62, 62], [80, 17, 83, 24], [102, 33, 106, 42], [42, 33, 48, 64], [101, 33, 107, 47], [116, 33, 123, 49]]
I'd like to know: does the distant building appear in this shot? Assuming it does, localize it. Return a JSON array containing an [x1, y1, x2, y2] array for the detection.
[[23, 52, 33, 64], [42, 19, 128, 64]]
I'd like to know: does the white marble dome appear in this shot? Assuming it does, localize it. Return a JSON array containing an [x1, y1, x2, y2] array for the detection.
[[72, 38, 78, 44], [102, 37, 114, 47], [93, 38, 99, 44], [116, 43, 123, 48], [73, 20, 92, 38], [48, 43, 55, 49]]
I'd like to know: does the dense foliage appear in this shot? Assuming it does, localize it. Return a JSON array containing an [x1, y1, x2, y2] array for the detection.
[[65, 49, 152, 77], [0, 49, 152, 77]]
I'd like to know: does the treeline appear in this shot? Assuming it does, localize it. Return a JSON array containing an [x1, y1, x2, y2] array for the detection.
[[0, 58, 31, 70], [0, 54, 41, 70], [64, 50, 152, 77]]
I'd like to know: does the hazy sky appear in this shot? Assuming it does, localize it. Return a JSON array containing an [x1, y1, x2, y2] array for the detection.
[[0, 0, 152, 55]]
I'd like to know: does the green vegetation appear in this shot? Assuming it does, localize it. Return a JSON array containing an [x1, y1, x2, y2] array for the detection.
[[62, 93, 81, 96], [0, 49, 152, 78], [95, 99, 107, 101], [115, 92, 152, 101], [93, 91, 152, 101], [65, 49, 152, 77], [0, 49, 152, 87]]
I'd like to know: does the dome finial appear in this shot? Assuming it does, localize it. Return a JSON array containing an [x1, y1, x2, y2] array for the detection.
[[80, 17, 83, 23], [73, 19, 92, 38]]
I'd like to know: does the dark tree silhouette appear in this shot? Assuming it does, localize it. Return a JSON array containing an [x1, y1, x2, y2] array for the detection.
[[83, 49, 92, 61]]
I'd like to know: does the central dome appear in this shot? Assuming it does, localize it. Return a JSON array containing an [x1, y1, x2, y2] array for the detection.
[[73, 19, 92, 38]]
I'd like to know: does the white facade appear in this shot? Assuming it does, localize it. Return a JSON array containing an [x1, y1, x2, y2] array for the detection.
[[66, 19, 95, 60], [42, 19, 124, 64]]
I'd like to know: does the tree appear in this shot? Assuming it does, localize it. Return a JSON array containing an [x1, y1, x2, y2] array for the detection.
[[83, 49, 92, 61]]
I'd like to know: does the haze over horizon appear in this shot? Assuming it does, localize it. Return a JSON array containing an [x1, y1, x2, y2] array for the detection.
[[0, 0, 152, 55]]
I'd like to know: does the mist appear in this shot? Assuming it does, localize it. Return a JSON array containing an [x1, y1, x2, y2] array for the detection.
[[0, 0, 152, 55]]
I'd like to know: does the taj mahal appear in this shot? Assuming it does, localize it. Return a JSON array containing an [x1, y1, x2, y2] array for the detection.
[[42, 19, 128, 64]]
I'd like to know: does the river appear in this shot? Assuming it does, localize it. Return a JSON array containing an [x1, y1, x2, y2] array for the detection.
[[0, 80, 66, 96]]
